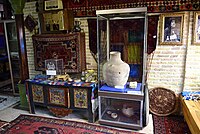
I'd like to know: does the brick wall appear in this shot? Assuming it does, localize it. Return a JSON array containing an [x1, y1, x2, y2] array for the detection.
[[23, 2, 200, 92], [23, 2, 41, 79], [147, 12, 200, 93]]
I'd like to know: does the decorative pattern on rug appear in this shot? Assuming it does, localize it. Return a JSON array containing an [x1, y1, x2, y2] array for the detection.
[[153, 115, 191, 134], [0, 95, 19, 111], [62, 0, 200, 16], [0, 114, 140, 134], [32, 33, 86, 73]]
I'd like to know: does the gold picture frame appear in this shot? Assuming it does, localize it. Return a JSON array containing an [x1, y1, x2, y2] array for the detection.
[[193, 12, 200, 45], [160, 13, 184, 45]]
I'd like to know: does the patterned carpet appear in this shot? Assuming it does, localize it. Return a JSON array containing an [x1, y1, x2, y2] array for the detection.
[[153, 115, 191, 134], [0, 114, 141, 134]]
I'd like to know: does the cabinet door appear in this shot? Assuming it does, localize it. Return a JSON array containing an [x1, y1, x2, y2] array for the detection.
[[4, 20, 20, 94], [48, 87, 69, 107], [73, 88, 88, 108]]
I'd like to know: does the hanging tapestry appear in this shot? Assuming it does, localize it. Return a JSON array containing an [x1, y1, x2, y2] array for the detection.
[[63, 0, 200, 17]]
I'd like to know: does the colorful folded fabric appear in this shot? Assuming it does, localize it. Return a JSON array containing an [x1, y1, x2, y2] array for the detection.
[[182, 91, 200, 100]]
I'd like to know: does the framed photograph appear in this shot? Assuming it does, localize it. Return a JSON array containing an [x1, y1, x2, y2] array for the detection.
[[160, 13, 184, 45], [193, 12, 200, 45]]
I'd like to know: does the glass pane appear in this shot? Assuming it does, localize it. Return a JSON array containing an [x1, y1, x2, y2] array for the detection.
[[100, 96, 141, 126], [5, 21, 20, 94]]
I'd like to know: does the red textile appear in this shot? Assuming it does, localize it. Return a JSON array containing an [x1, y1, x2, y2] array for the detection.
[[1, 114, 140, 134], [153, 115, 191, 134]]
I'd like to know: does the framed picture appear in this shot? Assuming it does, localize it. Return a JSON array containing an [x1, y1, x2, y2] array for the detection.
[[160, 13, 184, 45], [193, 12, 200, 45]]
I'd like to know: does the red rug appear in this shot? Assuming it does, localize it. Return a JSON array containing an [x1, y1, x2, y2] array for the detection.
[[0, 114, 140, 134], [153, 115, 191, 134]]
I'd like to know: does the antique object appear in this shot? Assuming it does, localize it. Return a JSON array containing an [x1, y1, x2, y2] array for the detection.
[[103, 51, 130, 88], [32, 33, 86, 73], [122, 104, 135, 117], [149, 87, 178, 116]]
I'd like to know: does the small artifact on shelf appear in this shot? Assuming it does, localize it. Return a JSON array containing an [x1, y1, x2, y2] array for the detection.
[[129, 81, 137, 88], [122, 104, 135, 117], [53, 74, 71, 81], [106, 111, 112, 115], [111, 113, 118, 119], [106, 110, 118, 119]]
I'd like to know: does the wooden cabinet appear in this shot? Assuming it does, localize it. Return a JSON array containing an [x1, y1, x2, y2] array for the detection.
[[32, 32, 86, 73], [26, 79, 98, 122]]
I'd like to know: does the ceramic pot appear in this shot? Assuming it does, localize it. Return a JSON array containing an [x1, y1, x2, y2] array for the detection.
[[103, 51, 130, 87]]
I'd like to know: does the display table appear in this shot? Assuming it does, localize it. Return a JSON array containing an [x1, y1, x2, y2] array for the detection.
[[181, 92, 200, 134], [26, 79, 98, 123]]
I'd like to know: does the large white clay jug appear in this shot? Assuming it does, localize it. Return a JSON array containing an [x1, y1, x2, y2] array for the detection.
[[103, 51, 130, 88]]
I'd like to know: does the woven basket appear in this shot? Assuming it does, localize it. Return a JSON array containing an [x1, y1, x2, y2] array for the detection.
[[149, 87, 178, 116]]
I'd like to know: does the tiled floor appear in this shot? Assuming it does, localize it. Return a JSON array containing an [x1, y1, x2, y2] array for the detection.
[[0, 97, 154, 134]]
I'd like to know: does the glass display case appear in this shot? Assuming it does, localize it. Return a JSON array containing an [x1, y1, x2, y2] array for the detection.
[[96, 7, 148, 130], [0, 20, 20, 95]]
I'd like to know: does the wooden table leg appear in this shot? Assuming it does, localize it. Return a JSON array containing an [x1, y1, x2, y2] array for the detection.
[[26, 82, 35, 114]]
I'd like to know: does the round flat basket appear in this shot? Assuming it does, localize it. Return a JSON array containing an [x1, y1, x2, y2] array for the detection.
[[149, 87, 178, 116]]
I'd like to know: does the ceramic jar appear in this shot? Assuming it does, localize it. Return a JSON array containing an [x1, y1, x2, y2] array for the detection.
[[103, 51, 130, 88]]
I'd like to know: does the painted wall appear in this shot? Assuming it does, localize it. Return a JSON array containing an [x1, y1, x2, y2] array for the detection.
[[23, 2, 200, 93]]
